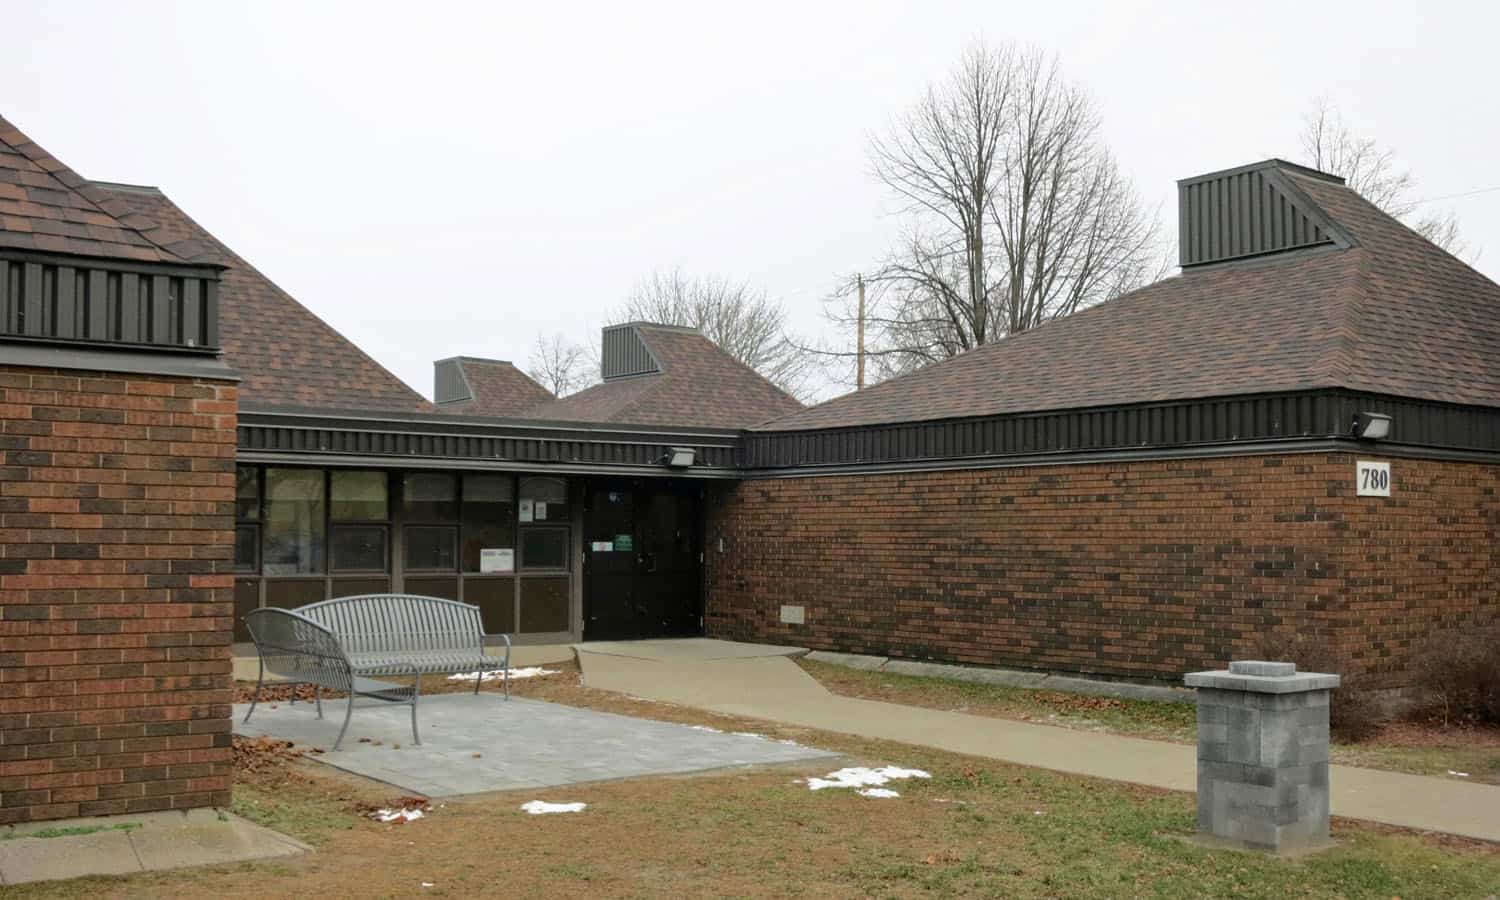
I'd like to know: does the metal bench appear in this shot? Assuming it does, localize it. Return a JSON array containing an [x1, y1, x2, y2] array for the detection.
[[243, 594, 511, 750]]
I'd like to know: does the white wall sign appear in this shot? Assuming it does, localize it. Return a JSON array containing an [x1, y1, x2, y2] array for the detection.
[[479, 548, 514, 573], [1356, 460, 1391, 497], [519, 499, 534, 522]]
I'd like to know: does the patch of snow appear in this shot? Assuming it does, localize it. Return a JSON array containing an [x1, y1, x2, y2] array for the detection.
[[688, 725, 723, 733], [1448, 770, 1470, 778], [521, 800, 587, 815], [375, 807, 425, 823], [858, 788, 900, 798], [731, 732, 765, 739], [806, 765, 932, 791], [446, 667, 558, 682]]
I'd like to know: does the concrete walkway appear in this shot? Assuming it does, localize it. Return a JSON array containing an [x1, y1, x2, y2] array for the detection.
[[574, 644, 1500, 843], [0, 808, 307, 886]]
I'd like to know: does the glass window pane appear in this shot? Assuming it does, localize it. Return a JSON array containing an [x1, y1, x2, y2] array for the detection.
[[403, 473, 457, 521], [404, 525, 456, 570], [331, 471, 388, 521], [520, 476, 568, 522], [234, 524, 258, 572], [520, 527, 568, 570], [236, 467, 259, 521], [332, 524, 387, 571], [462, 474, 515, 572], [263, 468, 325, 575]]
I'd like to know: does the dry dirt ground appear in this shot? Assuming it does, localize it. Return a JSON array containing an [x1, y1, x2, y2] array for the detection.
[[9, 662, 1500, 899]]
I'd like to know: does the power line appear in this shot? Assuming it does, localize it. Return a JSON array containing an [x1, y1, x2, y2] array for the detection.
[[1409, 184, 1500, 205]]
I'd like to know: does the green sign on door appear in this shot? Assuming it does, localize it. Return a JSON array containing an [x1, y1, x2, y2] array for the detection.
[[613, 533, 634, 552]]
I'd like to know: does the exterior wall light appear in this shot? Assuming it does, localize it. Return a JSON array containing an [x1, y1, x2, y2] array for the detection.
[[1353, 411, 1392, 441], [662, 447, 696, 468]]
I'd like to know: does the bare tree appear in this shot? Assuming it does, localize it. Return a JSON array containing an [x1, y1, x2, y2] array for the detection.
[[526, 332, 593, 397], [1301, 100, 1466, 255], [614, 269, 815, 400], [820, 41, 1163, 384]]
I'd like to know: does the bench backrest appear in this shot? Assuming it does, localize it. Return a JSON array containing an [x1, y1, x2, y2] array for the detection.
[[243, 607, 354, 691], [294, 594, 484, 657]]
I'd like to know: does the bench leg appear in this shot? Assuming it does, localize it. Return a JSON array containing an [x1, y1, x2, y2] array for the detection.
[[333, 695, 355, 751], [410, 677, 422, 746], [243, 659, 264, 723], [315, 684, 324, 719]]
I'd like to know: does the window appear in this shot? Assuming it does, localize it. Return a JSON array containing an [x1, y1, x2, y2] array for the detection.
[[405, 525, 457, 570], [233, 524, 259, 572], [332, 524, 387, 572], [462, 474, 514, 572], [403, 473, 457, 522], [234, 465, 260, 573], [330, 471, 389, 573], [519, 476, 568, 523], [263, 468, 325, 575], [236, 467, 260, 520], [331, 471, 388, 521], [520, 526, 569, 570]]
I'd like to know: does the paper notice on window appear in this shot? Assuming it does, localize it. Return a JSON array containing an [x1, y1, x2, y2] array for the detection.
[[519, 499, 534, 522], [590, 541, 613, 552], [535, 501, 547, 521], [479, 548, 514, 573]]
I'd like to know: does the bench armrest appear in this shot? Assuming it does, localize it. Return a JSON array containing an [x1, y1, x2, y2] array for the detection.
[[483, 632, 512, 669]]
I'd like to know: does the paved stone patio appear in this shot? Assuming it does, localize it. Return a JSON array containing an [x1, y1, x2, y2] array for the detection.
[[234, 693, 836, 797]]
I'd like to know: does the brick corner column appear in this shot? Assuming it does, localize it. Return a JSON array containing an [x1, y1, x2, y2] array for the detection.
[[0, 366, 239, 826], [1184, 660, 1341, 854]]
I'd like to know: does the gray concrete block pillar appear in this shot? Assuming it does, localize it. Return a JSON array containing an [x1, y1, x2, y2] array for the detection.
[[1183, 660, 1341, 854]]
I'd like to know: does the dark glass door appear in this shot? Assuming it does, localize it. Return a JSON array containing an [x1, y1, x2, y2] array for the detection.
[[582, 480, 703, 640]]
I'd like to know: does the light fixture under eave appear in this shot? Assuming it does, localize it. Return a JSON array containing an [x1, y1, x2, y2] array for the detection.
[[663, 447, 696, 468], [1353, 411, 1392, 441]]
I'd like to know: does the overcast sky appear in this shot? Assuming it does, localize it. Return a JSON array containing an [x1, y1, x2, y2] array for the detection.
[[5, 1, 1497, 401]]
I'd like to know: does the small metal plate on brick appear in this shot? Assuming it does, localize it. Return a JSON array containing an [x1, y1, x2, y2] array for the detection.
[[780, 605, 805, 625]]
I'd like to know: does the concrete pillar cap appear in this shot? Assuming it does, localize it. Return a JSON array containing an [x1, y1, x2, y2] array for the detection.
[[1184, 659, 1340, 694]]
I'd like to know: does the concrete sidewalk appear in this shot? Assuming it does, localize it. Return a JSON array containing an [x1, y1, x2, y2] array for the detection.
[[575, 645, 1500, 843], [0, 808, 307, 886]]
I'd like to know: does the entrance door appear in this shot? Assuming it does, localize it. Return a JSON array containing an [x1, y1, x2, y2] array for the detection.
[[582, 480, 703, 640]]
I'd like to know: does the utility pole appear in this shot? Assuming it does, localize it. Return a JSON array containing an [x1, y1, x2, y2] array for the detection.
[[856, 273, 866, 390]]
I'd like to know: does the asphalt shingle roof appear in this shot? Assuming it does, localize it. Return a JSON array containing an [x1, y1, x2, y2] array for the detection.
[[526, 324, 803, 429], [0, 114, 184, 264], [94, 182, 432, 412], [758, 165, 1500, 432], [436, 357, 555, 417]]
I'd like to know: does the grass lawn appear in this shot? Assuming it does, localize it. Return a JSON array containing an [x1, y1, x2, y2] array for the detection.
[[6, 663, 1499, 899], [799, 658, 1500, 786]]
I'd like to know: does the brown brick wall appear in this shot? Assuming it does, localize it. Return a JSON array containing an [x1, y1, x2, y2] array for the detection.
[[0, 365, 237, 825], [704, 453, 1499, 687]]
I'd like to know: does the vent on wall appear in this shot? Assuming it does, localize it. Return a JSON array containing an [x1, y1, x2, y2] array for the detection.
[[1178, 159, 1350, 268], [600, 323, 662, 381], [432, 358, 472, 404]]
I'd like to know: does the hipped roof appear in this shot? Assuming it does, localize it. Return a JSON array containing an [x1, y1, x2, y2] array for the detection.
[[759, 164, 1500, 432]]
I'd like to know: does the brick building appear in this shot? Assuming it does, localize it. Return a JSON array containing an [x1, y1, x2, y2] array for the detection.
[[3, 119, 1498, 823], [711, 160, 1500, 687], [0, 117, 237, 825]]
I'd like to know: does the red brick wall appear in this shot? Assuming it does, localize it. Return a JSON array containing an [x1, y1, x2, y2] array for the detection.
[[0, 365, 237, 825], [704, 453, 1499, 687]]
